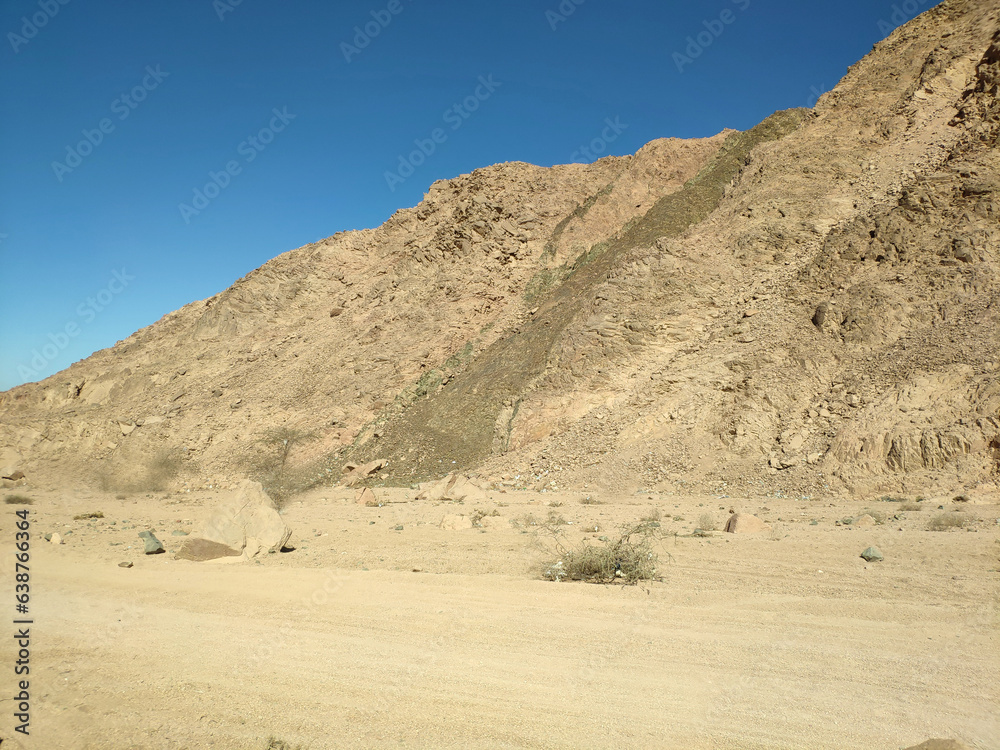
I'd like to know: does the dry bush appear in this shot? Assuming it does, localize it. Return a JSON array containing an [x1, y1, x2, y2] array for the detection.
[[579, 496, 600, 505], [94, 447, 183, 493], [540, 522, 668, 584], [255, 426, 318, 509], [697, 512, 717, 531], [900, 502, 923, 512], [861, 509, 886, 524], [927, 513, 970, 531], [4, 495, 32, 505], [546, 510, 568, 525], [641, 507, 662, 523], [265, 738, 304, 750], [73, 512, 104, 520]]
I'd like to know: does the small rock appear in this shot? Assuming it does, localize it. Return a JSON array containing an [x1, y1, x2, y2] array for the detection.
[[118, 561, 133, 569], [50, 533, 63, 545], [860, 546, 883, 562], [952, 494, 971, 503], [171, 530, 189, 536], [356, 487, 379, 506], [394, 525, 404, 531], [853, 514, 876, 528], [138, 531, 165, 555], [43, 533, 52, 542]]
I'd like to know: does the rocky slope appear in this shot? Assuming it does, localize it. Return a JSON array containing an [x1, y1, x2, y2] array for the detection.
[[2, 0, 998, 501]]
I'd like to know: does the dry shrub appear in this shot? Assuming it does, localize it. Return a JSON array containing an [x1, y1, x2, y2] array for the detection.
[[900, 502, 923, 512], [94, 447, 183, 493], [697, 512, 717, 531], [927, 513, 970, 531], [541, 522, 667, 584], [4, 495, 32, 505], [579, 497, 600, 505], [641, 507, 662, 523], [861, 509, 886, 524]]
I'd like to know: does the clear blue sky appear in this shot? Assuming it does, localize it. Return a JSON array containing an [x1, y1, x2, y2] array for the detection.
[[0, 0, 933, 390]]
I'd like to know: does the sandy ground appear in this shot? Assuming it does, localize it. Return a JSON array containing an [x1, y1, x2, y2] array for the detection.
[[1, 484, 998, 750]]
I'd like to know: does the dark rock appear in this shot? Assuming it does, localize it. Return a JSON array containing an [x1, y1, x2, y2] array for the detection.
[[138, 531, 165, 555], [861, 546, 883, 562]]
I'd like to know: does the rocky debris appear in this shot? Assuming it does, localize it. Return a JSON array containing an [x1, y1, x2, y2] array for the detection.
[[50, 532, 63, 545], [2, 469, 25, 481], [903, 741, 970, 750], [118, 561, 133, 569], [861, 546, 884, 562], [341, 459, 387, 487], [355, 487, 380, 506], [439, 514, 474, 531], [724, 513, 771, 534], [188, 480, 291, 559], [175, 538, 244, 562], [138, 531, 165, 555], [117, 421, 136, 436], [417, 473, 489, 503], [852, 514, 877, 528]]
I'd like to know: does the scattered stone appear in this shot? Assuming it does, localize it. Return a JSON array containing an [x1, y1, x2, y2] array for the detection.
[[342, 459, 388, 487], [861, 546, 883, 562], [118, 561, 133, 569], [853, 514, 876, 528], [138, 531, 165, 555], [118, 421, 136, 436], [183, 480, 291, 559], [417, 473, 489, 503], [171, 530, 188, 536], [3, 470, 25, 481], [43, 533, 52, 542], [394, 525, 404, 531], [439, 514, 473, 531], [50, 533, 63, 545], [952, 494, 971, 503], [724, 513, 771, 534]]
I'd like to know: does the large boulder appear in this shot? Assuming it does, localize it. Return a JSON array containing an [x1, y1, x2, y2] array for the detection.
[[176, 480, 291, 561], [724, 513, 771, 534], [417, 473, 489, 503]]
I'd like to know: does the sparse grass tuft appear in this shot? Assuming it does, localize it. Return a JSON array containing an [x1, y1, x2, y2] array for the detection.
[[927, 513, 970, 531], [4, 495, 32, 505], [540, 521, 668, 584], [73, 512, 104, 520], [579, 497, 600, 505], [546, 510, 568, 526], [899, 502, 923, 512]]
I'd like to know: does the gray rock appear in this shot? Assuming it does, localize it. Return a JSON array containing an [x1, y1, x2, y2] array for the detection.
[[138, 531, 165, 555], [118, 561, 133, 569], [171, 530, 189, 536], [860, 546, 883, 562]]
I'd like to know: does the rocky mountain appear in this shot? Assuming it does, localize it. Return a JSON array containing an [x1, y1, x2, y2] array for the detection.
[[2, 0, 998, 501]]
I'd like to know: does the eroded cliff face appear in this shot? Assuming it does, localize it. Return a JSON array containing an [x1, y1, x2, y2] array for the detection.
[[2, 1, 998, 501]]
